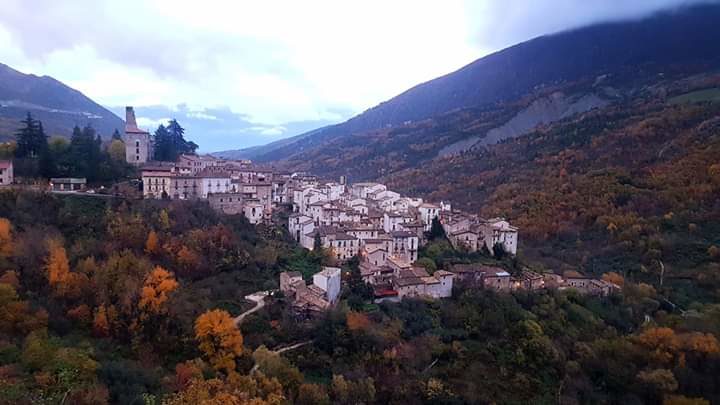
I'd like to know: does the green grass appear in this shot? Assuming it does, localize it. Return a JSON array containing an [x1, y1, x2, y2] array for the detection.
[[669, 87, 720, 105]]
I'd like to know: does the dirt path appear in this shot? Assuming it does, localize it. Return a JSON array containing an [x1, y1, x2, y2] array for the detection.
[[233, 291, 270, 326]]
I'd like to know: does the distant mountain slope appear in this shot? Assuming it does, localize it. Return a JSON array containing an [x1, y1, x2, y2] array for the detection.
[[212, 125, 331, 160], [0, 63, 124, 139], [251, 3, 720, 164]]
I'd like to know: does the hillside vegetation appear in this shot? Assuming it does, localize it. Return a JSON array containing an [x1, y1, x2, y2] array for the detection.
[[1, 191, 720, 403]]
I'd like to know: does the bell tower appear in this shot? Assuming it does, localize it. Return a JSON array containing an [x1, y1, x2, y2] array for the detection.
[[124, 106, 151, 165]]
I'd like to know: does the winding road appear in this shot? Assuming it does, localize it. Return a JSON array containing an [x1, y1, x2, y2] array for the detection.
[[233, 291, 270, 326]]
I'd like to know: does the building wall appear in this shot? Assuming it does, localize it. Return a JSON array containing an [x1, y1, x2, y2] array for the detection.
[[208, 193, 244, 215], [125, 133, 150, 164], [200, 177, 231, 199], [142, 174, 173, 198], [313, 268, 341, 303], [244, 204, 263, 224], [0, 162, 13, 185]]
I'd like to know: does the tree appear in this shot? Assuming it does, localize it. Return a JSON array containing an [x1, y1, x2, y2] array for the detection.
[[493, 242, 507, 259], [45, 239, 70, 288], [428, 216, 445, 240], [109, 139, 125, 162], [154, 120, 197, 162], [68, 125, 103, 180], [15, 112, 47, 158], [313, 232, 322, 251], [145, 230, 160, 255], [297, 383, 330, 405], [0, 217, 13, 257], [93, 305, 110, 337], [194, 309, 244, 374], [111, 129, 122, 140], [415, 257, 437, 273], [602, 271, 625, 287], [138, 266, 179, 318]]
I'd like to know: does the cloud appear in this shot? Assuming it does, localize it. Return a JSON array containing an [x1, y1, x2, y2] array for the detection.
[[136, 117, 171, 130], [0, 0, 710, 151]]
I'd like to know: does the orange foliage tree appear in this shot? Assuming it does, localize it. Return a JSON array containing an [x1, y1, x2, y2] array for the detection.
[[145, 230, 160, 255], [45, 239, 70, 288], [346, 311, 371, 332], [194, 309, 244, 374], [138, 266, 179, 318], [0, 217, 12, 257]]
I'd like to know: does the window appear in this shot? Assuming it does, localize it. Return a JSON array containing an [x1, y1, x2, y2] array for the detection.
[[135, 140, 140, 147]]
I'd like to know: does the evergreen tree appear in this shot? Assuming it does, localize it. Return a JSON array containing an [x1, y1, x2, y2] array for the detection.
[[313, 232, 323, 251], [67, 125, 102, 180], [111, 129, 122, 141], [15, 112, 47, 158], [427, 216, 446, 240], [36, 122, 55, 178], [153, 124, 171, 161]]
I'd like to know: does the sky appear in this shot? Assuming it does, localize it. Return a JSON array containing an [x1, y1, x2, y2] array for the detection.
[[0, 0, 712, 152]]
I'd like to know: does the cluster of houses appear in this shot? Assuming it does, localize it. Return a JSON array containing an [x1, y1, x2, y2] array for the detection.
[[124, 105, 273, 224], [280, 178, 619, 313], [279, 267, 342, 315]]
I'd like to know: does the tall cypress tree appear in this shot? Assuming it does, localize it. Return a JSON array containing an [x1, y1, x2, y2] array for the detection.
[[153, 124, 171, 161], [15, 112, 43, 158], [36, 122, 55, 178]]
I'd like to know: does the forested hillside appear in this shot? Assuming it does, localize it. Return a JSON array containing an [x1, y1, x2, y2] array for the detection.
[[385, 95, 720, 302], [1, 191, 719, 403]]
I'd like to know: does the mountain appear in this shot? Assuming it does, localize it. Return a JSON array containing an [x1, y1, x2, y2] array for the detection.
[[0, 63, 124, 140], [250, 3, 720, 165]]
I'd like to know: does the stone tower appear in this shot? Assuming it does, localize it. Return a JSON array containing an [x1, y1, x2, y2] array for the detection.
[[124, 106, 151, 165]]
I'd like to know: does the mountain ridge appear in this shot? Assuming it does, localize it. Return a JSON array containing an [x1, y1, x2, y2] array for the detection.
[[228, 3, 720, 164], [0, 62, 125, 139]]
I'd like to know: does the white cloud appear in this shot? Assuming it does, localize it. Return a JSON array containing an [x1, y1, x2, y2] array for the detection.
[[136, 117, 171, 131], [187, 111, 219, 121], [0, 0, 708, 145], [260, 126, 286, 136]]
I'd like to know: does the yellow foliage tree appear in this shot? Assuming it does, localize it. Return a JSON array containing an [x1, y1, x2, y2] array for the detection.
[[194, 309, 244, 374], [138, 266, 179, 317], [108, 139, 125, 161], [145, 230, 160, 255], [45, 239, 70, 288]]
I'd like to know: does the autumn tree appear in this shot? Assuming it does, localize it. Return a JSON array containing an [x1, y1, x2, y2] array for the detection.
[[138, 266, 179, 318], [297, 383, 330, 405], [0, 217, 13, 258], [45, 239, 69, 290], [93, 305, 110, 337], [145, 230, 160, 255], [346, 311, 371, 332], [194, 309, 244, 374], [602, 271, 625, 287]]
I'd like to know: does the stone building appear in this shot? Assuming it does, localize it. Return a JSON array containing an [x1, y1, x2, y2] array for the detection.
[[124, 106, 151, 165]]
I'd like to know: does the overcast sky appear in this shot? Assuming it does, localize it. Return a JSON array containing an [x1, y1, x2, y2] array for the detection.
[[0, 0, 711, 151]]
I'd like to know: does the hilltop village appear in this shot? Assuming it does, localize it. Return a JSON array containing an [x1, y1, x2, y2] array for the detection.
[[115, 105, 618, 313], [0, 105, 620, 314]]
